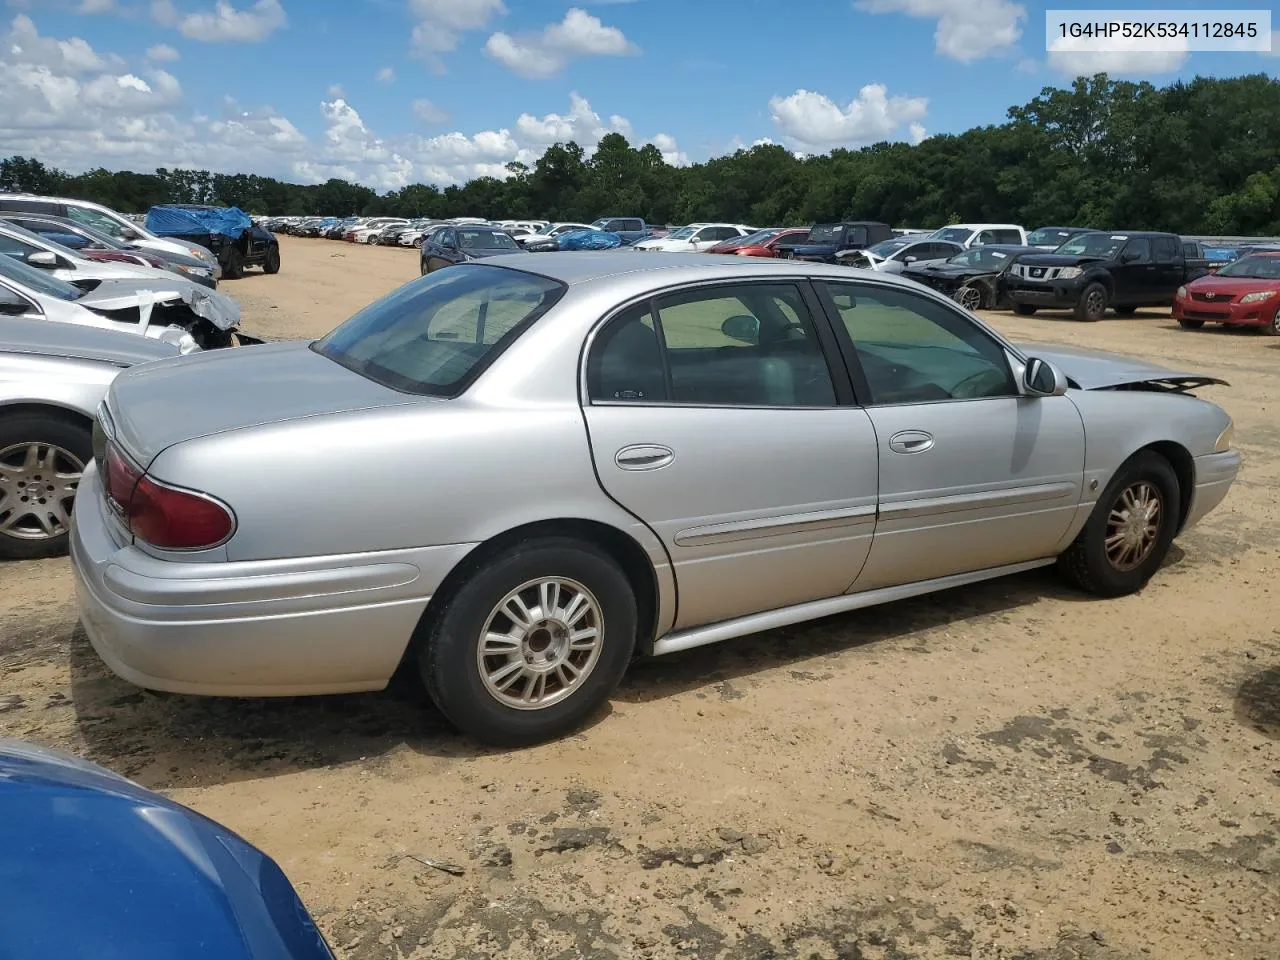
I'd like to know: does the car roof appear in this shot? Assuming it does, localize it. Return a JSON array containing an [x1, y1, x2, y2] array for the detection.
[[486, 250, 946, 289], [938, 223, 1024, 230], [1076, 230, 1172, 238]]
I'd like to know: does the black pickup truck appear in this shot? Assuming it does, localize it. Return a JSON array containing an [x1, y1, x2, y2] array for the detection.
[[1003, 231, 1208, 320], [773, 221, 893, 262]]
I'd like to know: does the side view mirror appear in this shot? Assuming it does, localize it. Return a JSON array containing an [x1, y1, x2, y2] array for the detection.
[[721, 314, 760, 344], [1120, 250, 1140, 263], [903, 255, 917, 262], [26, 251, 59, 269], [120, 227, 141, 241], [1023, 357, 1069, 397]]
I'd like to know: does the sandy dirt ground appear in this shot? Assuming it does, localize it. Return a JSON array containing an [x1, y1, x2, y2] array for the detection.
[[2, 235, 1278, 959]]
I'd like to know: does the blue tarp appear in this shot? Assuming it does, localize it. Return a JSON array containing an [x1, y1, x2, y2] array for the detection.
[[557, 229, 622, 251], [145, 205, 253, 241]]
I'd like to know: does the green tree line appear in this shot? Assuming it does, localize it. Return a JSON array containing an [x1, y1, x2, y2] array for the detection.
[[3, 74, 1278, 235]]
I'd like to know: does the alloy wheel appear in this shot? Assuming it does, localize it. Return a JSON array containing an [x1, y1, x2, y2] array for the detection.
[[955, 285, 983, 311], [0, 442, 84, 541], [1086, 289, 1106, 317], [476, 577, 604, 710], [1104, 481, 1162, 572]]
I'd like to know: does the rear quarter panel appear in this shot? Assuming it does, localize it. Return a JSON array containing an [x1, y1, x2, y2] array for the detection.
[[0, 352, 116, 419]]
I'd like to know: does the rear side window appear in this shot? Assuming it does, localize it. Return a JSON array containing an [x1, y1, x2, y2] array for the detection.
[[314, 264, 565, 397], [992, 229, 1023, 244]]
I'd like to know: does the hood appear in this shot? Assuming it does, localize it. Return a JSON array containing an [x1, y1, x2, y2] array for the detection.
[[0, 738, 333, 960], [80, 280, 241, 331], [904, 262, 975, 279], [0, 315, 181, 365], [1016, 342, 1229, 391], [107, 340, 420, 464], [1187, 275, 1280, 295], [1017, 253, 1099, 267]]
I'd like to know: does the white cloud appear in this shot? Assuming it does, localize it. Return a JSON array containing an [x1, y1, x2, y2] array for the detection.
[[409, 0, 505, 71], [146, 43, 181, 61], [854, 0, 1024, 62], [77, 0, 116, 13], [484, 7, 638, 78], [155, 0, 286, 43], [769, 85, 929, 149], [411, 98, 448, 124], [908, 121, 927, 144], [0, 18, 677, 190], [376, 65, 394, 83], [1047, 35, 1188, 76]]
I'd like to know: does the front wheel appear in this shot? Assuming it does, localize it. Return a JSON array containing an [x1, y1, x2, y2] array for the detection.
[[222, 246, 244, 280], [0, 413, 92, 560], [1057, 451, 1180, 597], [954, 284, 984, 311], [263, 245, 281, 274], [1073, 282, 1108, 321], [419, 538, 637, 746], [1262, 310, 1280, 336]]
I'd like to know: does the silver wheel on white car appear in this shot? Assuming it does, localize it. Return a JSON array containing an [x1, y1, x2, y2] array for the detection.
[[476, 577, 604, 710], [0, 413, 92, 560]]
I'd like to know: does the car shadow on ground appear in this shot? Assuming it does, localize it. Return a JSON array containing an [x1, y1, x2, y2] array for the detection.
[[66, 565, 1116, 790], [1235, 664, 1280, 741]]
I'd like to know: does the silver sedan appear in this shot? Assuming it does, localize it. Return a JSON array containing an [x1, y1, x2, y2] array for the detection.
[[70, 253, 1241, 745]]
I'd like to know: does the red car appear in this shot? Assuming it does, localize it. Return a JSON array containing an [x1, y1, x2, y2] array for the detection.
[[707, 227, 809, 257], [1174, 251, 1280, 335]]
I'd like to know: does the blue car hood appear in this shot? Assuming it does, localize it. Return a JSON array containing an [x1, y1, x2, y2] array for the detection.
[[0, 739, 333, 960]]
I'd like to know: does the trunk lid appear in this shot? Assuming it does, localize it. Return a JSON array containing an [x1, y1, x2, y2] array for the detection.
[[105, 340, 423, 465]]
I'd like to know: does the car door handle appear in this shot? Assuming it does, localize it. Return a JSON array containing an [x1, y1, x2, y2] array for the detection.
[[888, 430, 934, 455], [615, 444, 675, 470]]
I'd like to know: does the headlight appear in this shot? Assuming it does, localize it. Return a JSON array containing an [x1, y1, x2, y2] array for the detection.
[[174, 264, 211, 277], [1176, 285, 1187, 299], [1057, 267, 1083, 280], [1215, 420, 1234, 452], [187, 244, 216, 264], [1239, 290, 1278, 304]]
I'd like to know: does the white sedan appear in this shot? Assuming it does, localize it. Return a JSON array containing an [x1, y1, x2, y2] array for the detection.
[[635, 224, 756, 252]]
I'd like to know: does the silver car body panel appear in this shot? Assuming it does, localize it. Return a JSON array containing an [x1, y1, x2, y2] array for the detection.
[[0, 318, 179, 422], [80, 280, 241, 331], [0, 274, 203, 348], [72, 253, 1239, 696]]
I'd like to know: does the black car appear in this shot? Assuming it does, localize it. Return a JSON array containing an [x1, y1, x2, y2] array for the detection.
[[903, 245, 1039, 310], [419, 225, 524, 275], [149, 204, 279, 279], [774, 221, 894, 262]]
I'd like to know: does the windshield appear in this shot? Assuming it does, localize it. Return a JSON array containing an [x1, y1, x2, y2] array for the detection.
[[1215, 255, 1280, 279], [1026, 228, 1076, 247], [314, 264, 565, 396], [946, 248, 1011, 269], [0, 249, 84, 300], [867, 239, 912, 257], [64, 204, 140, 241], [458, 229, 519, 251], [930, 227, 973, 244], [1056, 233, 1125, 258], [666, 227, 696, 240]]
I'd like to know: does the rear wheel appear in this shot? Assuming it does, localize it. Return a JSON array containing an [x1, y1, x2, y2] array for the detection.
[[1013, 304, 1038, 316], [263, 245, 281, 274], [1057, 451, 1180, 597], [1073, 282, 1108, 321], [1177, 318, 1205, 330], [0, 414, 91, 560], [419, 538, 637, 746]]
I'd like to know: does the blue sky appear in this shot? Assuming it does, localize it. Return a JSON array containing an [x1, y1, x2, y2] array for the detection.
[[1, 0, 1275, 189]]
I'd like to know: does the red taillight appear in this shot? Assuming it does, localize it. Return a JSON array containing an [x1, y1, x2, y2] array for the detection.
[[102, 441, 234, 549]]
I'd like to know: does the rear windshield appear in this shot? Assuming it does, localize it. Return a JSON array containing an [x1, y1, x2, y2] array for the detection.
[[313, 264, 565, 396]]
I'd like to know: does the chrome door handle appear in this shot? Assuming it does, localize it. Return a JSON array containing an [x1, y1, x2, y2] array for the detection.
[[615, 444, 675, 471], [888, 430, 934, 455]]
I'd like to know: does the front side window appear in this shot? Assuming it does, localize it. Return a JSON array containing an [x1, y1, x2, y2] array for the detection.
[[0, 252, 82, 300], [1153, 237, 1179, 260], [0, 232, 38, 261], [314, 264, 564, 396], [1123, 238, 1152, 264], [587, 283, 837, 407], [820, 282, 1016, 405], [992, 229, 1023, 245]]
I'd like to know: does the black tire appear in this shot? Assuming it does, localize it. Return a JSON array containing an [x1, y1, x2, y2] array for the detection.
[[1013, 304, 1038, 316], [0, 412, 92, 561], [1057, 450, 1181, 598], [1262, 309, 1280, 336], [222, 246, 244, 280], [419, 538, 637, 746], [1113, 305, 1138, 316], [1073, 282, 1108, 321], [1177, 318, 1205, 330], [263, 245, 281, 274]]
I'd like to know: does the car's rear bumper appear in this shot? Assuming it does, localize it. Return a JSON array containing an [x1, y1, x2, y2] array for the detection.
[[70, 464, 477, 697], [1184, 450, 1242, 530], [1173, 299, 1278, 327]]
